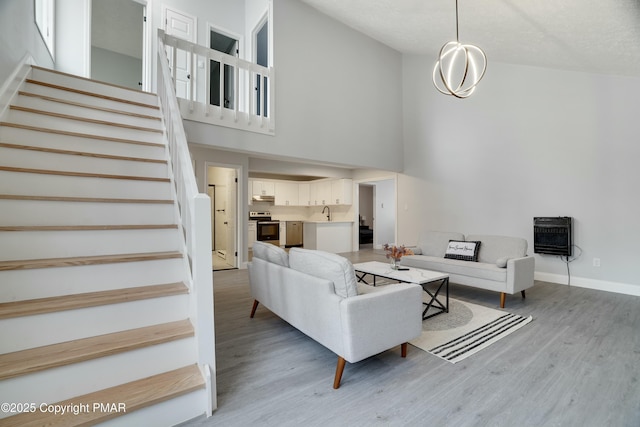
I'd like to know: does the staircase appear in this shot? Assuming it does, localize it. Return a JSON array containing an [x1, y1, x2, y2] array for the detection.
[[0, 66, 212, 426]]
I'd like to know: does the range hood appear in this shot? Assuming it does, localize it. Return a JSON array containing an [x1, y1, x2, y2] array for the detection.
[[251, 195, 275, 203]]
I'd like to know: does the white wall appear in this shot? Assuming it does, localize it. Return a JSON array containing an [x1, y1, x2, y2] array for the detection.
[[401, 54, 640, 293], [91, 47, 142, 89], [182, 0, 404, 172], [0, 0, 54, 82]]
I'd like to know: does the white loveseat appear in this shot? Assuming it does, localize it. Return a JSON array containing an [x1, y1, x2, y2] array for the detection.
[[400, 231, 535, 308], [248, 241, 422, 389]]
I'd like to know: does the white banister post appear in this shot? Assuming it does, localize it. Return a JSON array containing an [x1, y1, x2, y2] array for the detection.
[[269, 67, 275, 132], [193, 194, 216, 411], [219, 58, 224, 119], [234, 59, 239, 122], [205, 57, 211, 116]]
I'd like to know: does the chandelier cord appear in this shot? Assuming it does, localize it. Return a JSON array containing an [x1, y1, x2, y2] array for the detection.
[[455, 0, 459, 42]]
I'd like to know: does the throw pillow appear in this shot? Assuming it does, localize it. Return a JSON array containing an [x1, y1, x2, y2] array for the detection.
[[444, 240, 481, 262]]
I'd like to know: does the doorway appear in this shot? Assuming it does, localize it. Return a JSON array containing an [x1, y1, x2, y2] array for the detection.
[[358, 184, 374, 249], [207, 165, 238, 271], [253, 15, 269, 117], [356, 177, 397, 249], [209, 27, 240, 109], [91, 0, 145, 90], [164, 6, 197, 99]]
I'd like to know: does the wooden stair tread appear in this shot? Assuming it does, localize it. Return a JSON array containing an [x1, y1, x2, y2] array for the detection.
[[0, 166, 170, 182], [10, 105, 164, 134], [0, 122, 165, 148], [1, 364, 204, 427], [0, 251, 183, 271], [0, 194, 173, 204], [0, 224, 178, 231], [31, 65, 158, 98], [0, 282, 188, 320], [25, 77, 160, 110], [0, 319, 194, 380], [18, 91, 162, 121], [0, 141, 167, 164]]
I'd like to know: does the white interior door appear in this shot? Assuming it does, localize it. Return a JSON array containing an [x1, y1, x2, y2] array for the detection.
[[226, 171, 237, 267], [164, 7, 196, 99]]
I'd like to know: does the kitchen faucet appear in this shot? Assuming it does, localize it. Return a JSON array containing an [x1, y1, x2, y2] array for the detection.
[[322, 205, 331, 221]]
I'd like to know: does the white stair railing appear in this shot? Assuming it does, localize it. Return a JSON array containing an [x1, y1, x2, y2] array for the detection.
[[159, 29, 275, 135], [157, 34, 216, 414]]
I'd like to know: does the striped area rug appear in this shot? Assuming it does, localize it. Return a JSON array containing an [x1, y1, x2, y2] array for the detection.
[[410, 297, 532, 364]]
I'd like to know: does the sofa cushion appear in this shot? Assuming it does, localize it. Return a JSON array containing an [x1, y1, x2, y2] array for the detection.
[[444, 240, 481, 262], [288, 248, 358, 298], [417, 231, 465, 257], [252, 241, 289, 267], [466, 235, 527, 264], [402, 255, 507, 282]]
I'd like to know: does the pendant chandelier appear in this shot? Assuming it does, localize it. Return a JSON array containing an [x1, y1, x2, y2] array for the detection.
[[432, 0, 487, 98]]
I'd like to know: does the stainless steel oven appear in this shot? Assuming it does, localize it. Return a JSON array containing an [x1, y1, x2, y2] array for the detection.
[[249, 211, 280, 246]]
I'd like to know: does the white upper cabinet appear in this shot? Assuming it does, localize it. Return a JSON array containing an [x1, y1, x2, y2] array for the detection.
[[331, 179, 353, 205], [298, 183, 310, 206], [310, 180, 332, 206], [251, 180, 275, 197], [275, 181, 299, 206]]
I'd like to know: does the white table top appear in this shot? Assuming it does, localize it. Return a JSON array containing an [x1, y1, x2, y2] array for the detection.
[[352, 261, 448, 285]]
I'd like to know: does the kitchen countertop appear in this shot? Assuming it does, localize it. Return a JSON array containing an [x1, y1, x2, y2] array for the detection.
[[304, 220, 354, 224]]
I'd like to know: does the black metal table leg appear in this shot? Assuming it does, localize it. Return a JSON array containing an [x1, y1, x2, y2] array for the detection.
[[421, 277, 449, 320]]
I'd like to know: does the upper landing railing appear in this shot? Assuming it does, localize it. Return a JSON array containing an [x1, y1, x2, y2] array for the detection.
[[159, 29, 275, 135]]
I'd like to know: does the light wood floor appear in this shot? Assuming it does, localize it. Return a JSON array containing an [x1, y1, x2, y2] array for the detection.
[[181, 249, 640, 427]]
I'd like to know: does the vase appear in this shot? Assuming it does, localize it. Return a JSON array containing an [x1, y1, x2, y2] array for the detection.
[[390, 257, 400, 270]]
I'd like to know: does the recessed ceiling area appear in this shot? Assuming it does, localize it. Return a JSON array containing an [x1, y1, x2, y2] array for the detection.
[[300, 0, 640, 77]]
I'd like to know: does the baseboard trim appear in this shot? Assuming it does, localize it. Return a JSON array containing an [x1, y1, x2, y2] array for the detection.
[[535, 272, 640, 297]]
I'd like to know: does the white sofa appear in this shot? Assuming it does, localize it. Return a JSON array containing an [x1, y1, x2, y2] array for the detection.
[[400, 231, 535, 308], [248, 241, 422, 389]]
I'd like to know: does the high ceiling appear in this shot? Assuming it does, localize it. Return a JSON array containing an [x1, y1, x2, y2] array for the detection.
[[300, 0, 640, 77]]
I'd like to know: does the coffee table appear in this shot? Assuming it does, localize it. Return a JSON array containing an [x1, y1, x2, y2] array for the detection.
[[352, 261, 449, 320]]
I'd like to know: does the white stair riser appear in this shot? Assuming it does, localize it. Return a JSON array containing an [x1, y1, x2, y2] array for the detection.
[[0, 296, 191, 353], [0, 125, 167, 160], [30, 68, 159, 106], [0, 146, 168, 178], [0, 199, 176, 226], [0, 338, 197, 411], [0, 228, 182, 260], [0, 171, 173, 199], [98, 390, 206, 427], [6, 110, 163, 144], [13, 94, 164, 131], [21, 81, 161, 118], [0, 258, 187, 301]]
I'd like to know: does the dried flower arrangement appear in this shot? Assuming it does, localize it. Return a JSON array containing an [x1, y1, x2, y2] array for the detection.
[[383, 244, 414, 263]]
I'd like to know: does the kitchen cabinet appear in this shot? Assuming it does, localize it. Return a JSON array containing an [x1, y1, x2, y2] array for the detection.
[[331, 179, 353, 205], [298, 183, 310, 206], [251, 180, 275, 198], [275, 181, 299, 206], [248, 221, 257, 249], [309, 180, 332, 206], [279, 222, 287, 247], [303, 221, 353, 253]]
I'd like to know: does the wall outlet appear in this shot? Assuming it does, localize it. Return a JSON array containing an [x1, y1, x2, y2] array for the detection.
[[593, 258, 601, 267]]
